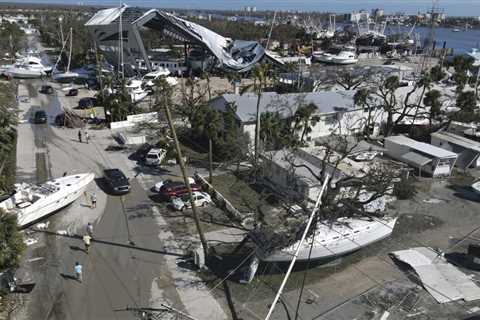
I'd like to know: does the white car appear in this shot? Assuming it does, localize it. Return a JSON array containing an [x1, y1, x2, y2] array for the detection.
[[171, 191, 212, 211], [154, 177, 195, 193]]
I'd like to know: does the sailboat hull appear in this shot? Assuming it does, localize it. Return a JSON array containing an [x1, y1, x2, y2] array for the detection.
[[258, 217, 397, 263]]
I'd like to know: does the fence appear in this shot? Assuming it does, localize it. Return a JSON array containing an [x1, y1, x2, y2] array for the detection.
[[194, 173, 243, 223]]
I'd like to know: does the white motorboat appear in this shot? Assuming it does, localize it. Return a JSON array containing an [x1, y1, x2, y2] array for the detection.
[[314, 46, 358, 65], [142, 68, 178, 87], [126, 79, 149, 103], [0, 173, 95, 228], [4, 56, 52, 79], [330, 51, 358, 65], [255, 216, 397, 262]]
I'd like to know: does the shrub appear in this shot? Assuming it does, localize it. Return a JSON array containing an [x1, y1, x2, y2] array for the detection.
[[393, 176, 417, 200]]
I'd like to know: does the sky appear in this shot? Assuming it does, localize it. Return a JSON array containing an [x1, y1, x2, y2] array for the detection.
[[2, 0, 480, 16]]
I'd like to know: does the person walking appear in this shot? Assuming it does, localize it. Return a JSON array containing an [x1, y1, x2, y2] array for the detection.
[[74, 262, 83, 282], [83, 234, 92, 254], [78, 130, 82, 143], [90, 192, 97, 209], [86, 222, 94, 237], [85, 131, 90, 144]]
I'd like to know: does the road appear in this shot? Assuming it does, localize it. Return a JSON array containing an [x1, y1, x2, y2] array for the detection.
[[11, 77, 228, 320]]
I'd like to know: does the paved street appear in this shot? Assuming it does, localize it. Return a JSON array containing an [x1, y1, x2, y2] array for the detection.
[[11, 78, 228, 320]]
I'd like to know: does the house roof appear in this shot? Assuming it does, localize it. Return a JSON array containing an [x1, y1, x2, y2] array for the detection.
[[431, 131, 480, 154], [385, 135, 458, 159], [401, 151, 432, 167], [210, 91, 356, 123], [315, 136, 387, 154], [263, 146, 372, 187]]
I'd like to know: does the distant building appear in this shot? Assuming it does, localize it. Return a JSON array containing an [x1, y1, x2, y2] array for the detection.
[[371, 8, 384, 18], [348, 10, 370, 23]]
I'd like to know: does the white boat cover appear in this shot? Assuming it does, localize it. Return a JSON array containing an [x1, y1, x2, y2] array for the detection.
[[391, 247, 480, 303]]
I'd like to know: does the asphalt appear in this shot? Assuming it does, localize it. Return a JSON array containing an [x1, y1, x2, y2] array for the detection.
[[11, 76, 228, 320]]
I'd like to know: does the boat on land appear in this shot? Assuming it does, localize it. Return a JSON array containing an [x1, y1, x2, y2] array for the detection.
[[4, 56, 52, 79], [0, 173, 94, 228], [315, 46, 358, 65], [126, 79, 149, 103], [254, 216, 397, 262]]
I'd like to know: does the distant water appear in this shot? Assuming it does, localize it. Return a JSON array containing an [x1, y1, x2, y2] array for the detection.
[[7, 0, 480, 54], [6, 0, 480, 16], [385, 26, 480, 54]]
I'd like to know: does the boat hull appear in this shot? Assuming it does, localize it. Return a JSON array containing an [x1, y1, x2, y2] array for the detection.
[[258, 217, 397, 263], [16, 173, 95, 228], [5, 68, 45, 79]]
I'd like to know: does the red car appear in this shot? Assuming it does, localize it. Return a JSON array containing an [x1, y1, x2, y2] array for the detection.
[[159, 182, 201, 199]]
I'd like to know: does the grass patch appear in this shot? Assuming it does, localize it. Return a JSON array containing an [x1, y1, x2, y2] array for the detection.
[[210, 173, 264, 213]]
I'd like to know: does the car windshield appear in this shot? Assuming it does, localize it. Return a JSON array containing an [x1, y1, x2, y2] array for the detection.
[[180, 195, 190, 202], [146, 154, 158, 159]]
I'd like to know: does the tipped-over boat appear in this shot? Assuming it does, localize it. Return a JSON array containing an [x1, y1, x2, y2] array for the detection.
[[254, 216, 397, 262], [0, 173, 95, 228]]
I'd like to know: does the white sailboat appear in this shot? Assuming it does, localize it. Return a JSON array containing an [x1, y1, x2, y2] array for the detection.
[[256, 216, 397, 263], [0, 173, 95, 228], [52, 28, 85, 83]]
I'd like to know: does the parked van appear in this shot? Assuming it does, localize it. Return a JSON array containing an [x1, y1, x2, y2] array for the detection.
[[145, 148, 167, 166]]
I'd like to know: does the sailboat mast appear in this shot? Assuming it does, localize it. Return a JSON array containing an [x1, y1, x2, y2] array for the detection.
[[119, 3, 124, 79], [266, 11, 276, 50], [67, 27, 72, 73], [264, 175, 330, 320]]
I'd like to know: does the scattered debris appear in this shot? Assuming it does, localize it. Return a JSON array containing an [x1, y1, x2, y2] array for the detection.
[[380, 310, 390, 320], [468, 306, 480, 314], [23, 238, 38, 246], [422, 198, 444, 204], [390, 247, 480, 303], [27, 257, 45, 263], [35, 221, 50, 230]]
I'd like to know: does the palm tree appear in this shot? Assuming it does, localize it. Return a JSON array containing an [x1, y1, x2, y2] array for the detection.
[[260, 111, 283, 150], [293, 103, 320, 145], [204, 109, 222, 182], [252, 64, 271, 163], [354, 88, 374, 138], [423, 89, 442, 128]]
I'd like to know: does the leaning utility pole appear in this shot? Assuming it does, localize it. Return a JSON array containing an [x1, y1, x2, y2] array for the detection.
[[159, 81, 209, 258]]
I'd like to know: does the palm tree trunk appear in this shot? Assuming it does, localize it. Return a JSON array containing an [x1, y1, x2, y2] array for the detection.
[[209, 138, 213, 183], [254, 91, 262, 164]]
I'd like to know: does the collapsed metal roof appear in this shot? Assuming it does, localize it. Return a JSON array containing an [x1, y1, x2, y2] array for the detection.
[[86, 6, 282, 73]]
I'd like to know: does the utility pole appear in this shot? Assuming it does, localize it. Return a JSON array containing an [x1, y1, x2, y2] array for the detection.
[[160, 81, 209, 258]]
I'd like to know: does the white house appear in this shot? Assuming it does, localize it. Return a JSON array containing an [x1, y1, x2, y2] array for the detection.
[[384, 135, 457, 177], [209, 91, 384, 147], [431, 131, 480, 169]]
